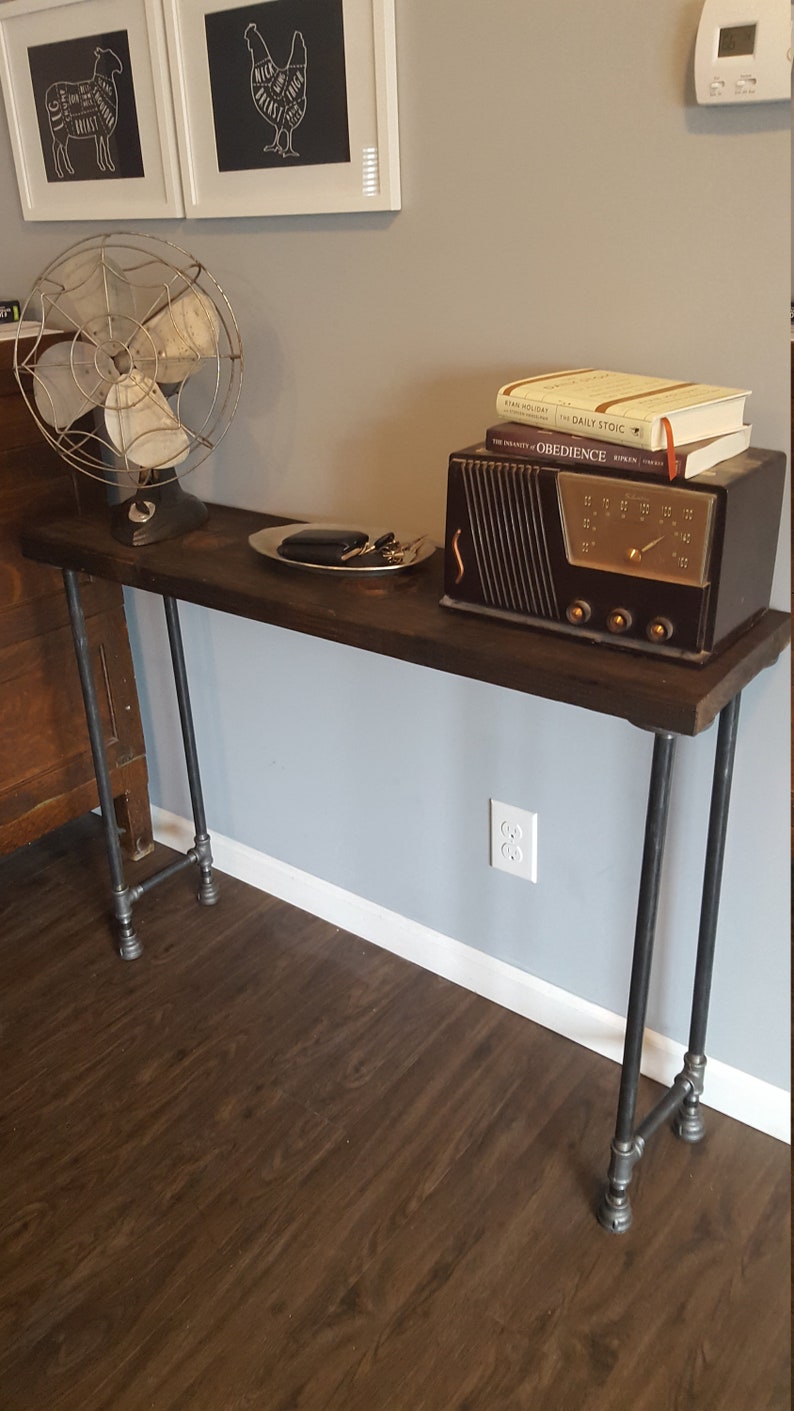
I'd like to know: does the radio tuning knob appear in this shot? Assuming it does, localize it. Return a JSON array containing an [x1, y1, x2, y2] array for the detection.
[[566, 599, 592, 625], [647, 617, 674, 643], [606, 608, 633, 634]]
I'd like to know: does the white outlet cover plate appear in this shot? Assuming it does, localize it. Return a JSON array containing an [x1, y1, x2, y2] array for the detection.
[[490, 800, 538, 882]]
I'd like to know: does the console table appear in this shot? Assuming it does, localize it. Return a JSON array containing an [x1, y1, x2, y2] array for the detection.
[[21, 503, 790, 1233]]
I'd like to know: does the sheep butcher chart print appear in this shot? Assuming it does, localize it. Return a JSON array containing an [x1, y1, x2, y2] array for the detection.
[[27, 31, 143, 183], [205, 0, 350, 172]]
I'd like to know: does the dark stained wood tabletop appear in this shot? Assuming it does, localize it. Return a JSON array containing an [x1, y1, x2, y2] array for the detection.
[[20, 502, 790, 737]]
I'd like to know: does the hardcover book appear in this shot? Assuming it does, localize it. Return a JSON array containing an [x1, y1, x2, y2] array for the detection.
[[495, 368, 749, 451], [484, 421, 752, 478]]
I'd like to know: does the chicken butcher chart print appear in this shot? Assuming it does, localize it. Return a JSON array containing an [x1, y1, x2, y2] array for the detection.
[[205, 0, 351, 172], [245, 24, 307, 159], [27, 30, 144, 183]]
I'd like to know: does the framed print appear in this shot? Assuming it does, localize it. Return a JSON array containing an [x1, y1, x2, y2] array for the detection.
[[0, 0, 184, 220], [163, 0, 400, 217]]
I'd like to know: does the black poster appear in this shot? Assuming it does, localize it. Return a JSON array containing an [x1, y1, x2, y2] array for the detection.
[[205, 0, 350, 173], [28, 31, 144, 184]]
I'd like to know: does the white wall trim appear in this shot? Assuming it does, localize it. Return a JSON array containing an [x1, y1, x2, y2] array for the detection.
[[152, 807, 790, 1144]]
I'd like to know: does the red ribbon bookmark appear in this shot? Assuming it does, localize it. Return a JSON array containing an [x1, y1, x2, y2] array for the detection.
[[661, 417, 677, 481]]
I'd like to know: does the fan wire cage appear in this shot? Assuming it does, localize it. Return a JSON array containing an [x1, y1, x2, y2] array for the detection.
[[14, 232, 243, 543]]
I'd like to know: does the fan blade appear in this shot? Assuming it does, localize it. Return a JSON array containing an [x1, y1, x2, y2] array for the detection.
[[129, 287, 220, 384], [41, 247, 135, 342], [32, 339, 115, 431], [104, 371, 191, 470]]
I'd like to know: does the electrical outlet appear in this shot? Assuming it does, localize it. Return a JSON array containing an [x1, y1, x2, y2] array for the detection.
[[490, 800, 537, 882]]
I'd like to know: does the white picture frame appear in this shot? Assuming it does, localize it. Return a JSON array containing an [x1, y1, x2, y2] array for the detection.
[[0, 0, 184, 220], [163, 0, 400, 217]]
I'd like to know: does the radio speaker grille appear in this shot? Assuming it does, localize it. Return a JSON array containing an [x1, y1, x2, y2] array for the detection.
[[458, 457, 559, 619]]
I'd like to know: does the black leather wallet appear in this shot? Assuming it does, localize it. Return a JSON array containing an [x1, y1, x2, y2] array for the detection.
[[277, 528, 369, 565]]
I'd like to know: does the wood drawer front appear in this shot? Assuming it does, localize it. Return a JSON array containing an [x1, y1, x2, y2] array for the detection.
[[0, 603, 148, 854], [0, 556, 122, 650], [0, 338, 152, 858]]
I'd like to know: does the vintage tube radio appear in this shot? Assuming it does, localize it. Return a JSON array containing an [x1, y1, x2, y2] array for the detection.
[[441, 445, 785, 663]]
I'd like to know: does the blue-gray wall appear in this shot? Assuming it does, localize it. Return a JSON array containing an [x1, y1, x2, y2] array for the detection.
[[2, 0, 789, 1089]]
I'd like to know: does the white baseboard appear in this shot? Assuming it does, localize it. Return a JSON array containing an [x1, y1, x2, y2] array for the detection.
[[151, 807, 790, 1144]]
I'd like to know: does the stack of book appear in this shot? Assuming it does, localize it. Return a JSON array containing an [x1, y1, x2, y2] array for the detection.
[[482, 367, 751, 480]]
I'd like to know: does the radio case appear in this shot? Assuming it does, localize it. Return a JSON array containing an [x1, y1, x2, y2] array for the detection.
[[441, 445, 785, 664]]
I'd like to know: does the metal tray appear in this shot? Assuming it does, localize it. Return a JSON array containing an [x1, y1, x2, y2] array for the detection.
[[248, 522, 435, 574]]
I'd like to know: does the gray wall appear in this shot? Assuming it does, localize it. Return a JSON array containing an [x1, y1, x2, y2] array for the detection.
[[2, 0, 789, 1089]]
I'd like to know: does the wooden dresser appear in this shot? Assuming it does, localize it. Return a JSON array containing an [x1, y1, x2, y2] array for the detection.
[[0, 331, 152, 858]]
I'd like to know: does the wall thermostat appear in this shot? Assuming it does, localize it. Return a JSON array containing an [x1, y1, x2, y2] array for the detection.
[[694, 0, 792, 102]]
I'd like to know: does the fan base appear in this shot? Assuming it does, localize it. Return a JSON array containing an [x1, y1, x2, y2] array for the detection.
[[111, 482, 209, 547]]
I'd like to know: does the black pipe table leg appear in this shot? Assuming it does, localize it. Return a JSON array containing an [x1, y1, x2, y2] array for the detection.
[[673, 693, 741, 1143], [597, 729, 677, 1233], [163, 596, 219, 906], [63, 569, 142, 960]]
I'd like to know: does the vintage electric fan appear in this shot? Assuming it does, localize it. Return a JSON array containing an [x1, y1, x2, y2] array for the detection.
[[14, 233, 243, 545]]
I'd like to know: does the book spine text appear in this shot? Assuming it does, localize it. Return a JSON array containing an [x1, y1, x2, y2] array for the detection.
[[495, 393, 655, 450], [485, 426, 681, 475]]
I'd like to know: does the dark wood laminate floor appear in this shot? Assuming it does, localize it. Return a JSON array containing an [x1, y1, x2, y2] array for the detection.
[[1, 817, 789, 1411]]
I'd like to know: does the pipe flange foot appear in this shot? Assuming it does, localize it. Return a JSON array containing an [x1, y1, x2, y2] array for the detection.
[[118, 932, 143, 961], [597, 1188, 633, 1234], [197, 876, 220, 906], [673, 1106, 706, 1143]]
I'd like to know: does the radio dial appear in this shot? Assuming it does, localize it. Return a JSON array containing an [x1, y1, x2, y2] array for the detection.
[[607, 608, 633, 634], [556, 472, 716, 588], [566, 599, 592, 625], [647, 617, 674, 643]]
